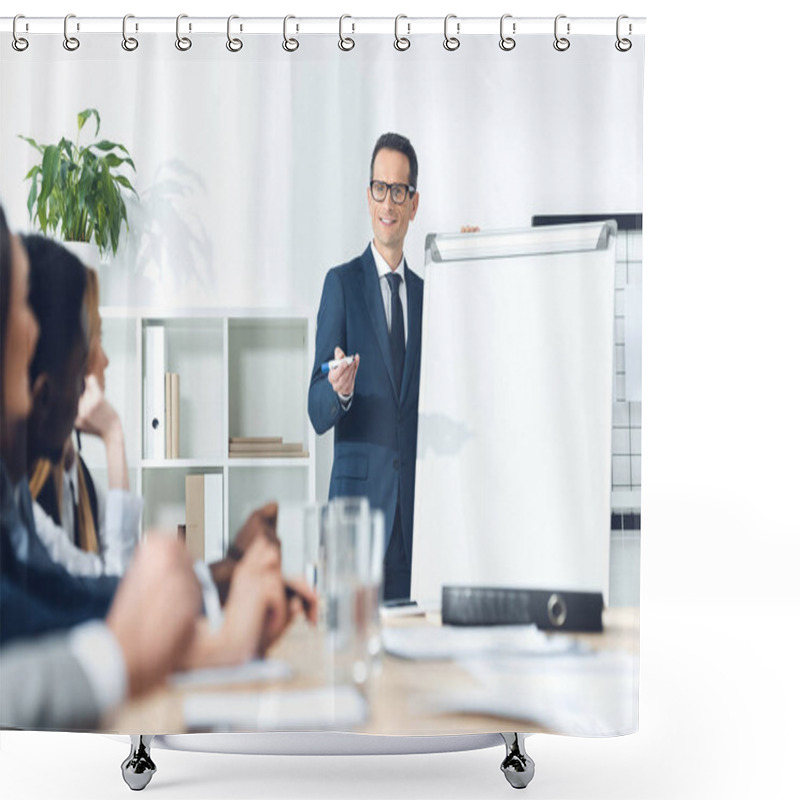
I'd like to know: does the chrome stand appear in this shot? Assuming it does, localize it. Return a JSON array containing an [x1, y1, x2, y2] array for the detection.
[[500, 733, 535, 789], [121, 735, 156, 791]]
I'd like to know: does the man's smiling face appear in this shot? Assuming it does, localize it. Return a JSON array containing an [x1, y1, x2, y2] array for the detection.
[[367, 148, 419, 266]]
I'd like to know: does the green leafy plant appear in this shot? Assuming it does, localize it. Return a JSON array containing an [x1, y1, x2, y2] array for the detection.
[[20, 108, 138, 257]]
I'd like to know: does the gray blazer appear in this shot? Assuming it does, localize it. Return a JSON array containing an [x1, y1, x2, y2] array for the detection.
[[0, 633, 100, 730]]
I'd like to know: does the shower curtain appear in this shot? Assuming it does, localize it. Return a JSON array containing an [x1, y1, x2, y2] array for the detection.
[[0, 15, 643, 741]]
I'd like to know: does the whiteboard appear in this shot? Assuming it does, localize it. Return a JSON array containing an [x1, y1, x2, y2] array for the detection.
[[411, 224, 616, 606]]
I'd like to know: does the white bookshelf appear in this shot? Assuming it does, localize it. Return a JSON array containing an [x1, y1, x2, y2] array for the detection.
[[83, 307, 317, 555]]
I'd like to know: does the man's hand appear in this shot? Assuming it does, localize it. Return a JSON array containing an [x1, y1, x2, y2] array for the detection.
[[460, 225, 481, 233], [193, 539, 319, 666], [327, 346, 359, 398], [233, 502, 280, 552], [105, 535, 201, 698]]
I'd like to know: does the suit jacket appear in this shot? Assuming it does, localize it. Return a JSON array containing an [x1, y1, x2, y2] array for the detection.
[[308, 244, 423, 564], [1, 461, 118, 646]]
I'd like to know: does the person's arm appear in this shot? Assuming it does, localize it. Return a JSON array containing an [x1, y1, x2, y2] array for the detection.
[[32, 496, 132, 577], [308, 269, 358, 435], [92, 470, 142, 576], [75, 375, 129, 491], [0, 628, 108, 730]]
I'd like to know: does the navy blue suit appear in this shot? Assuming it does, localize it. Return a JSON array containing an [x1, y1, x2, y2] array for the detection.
[[308, 244, 423, 598], [1, 461, 118, 646]]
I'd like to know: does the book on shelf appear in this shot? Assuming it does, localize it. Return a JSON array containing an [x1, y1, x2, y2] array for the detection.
[[144, 325, 165, 459], [229, 436, 283, 445], [185, 473, 224, 564], [228, 438, 307, 458], [165, 372, 180, 459]]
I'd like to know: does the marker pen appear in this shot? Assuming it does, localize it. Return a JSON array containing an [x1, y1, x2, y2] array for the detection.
[[321, 355, 356, 374]]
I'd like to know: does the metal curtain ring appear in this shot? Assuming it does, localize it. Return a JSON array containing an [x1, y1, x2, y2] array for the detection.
[[63, 13, 80, 51], [443, 14, 460, 51], [226, 15, 243, 52], [338, 14, 355, 51], [547, 593, 568, 628], [553, 14, 570, 51], [122, 14, 139, 51], [615, 15, 632, 52], [12, 14, 29, 52], [283, 15, 299, 52], [499, 13, 516, 51], [175, 14, 192, 51], [394, 15, 410, 51]]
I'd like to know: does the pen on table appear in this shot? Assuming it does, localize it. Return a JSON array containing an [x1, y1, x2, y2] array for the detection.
[[321, 355, 356, 374]]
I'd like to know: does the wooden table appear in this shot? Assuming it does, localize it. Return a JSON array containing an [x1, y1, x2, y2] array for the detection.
[[107, 607, 638, 735]]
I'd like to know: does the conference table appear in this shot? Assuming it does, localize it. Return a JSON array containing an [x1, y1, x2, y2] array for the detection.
[[107, 607, 638, 736]]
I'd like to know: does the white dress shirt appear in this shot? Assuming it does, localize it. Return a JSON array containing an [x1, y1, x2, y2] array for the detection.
[[31, 458, 142, 577]]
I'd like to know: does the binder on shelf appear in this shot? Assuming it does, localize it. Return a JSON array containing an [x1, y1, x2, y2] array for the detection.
[[185, 473, 224, 564], [144, 325, 165, 460], [441, 586, 604, 632]]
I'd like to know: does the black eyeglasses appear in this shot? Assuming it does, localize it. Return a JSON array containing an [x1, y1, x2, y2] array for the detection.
[[369, 180, 416, 204]]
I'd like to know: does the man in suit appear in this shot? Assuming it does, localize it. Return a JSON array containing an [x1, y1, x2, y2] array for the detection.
[[308, 132, 422, 601]]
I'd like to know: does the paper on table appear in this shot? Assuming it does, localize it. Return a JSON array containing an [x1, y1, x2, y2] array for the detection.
[[170, 659, 292, 689], [435, 652, 639, 736], [381, 624, 585, 661], [183, 686, 369, 731]]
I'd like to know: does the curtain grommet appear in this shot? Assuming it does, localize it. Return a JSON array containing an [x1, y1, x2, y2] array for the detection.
[[175, 14, 192, 51], [553, 14, 570, 52], [443, 14, 460, 51], [283, 15, 299, 52], [499, 14, 516, 51], [338, 14, 355, 51], [226, 15, 243, 52], [12, 14, 29, 51], [394, 15, 411, 51], [121, 14, 139, 52], [63, 13, 80, 52]]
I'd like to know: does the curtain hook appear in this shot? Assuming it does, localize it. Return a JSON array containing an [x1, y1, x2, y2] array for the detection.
[[283, 15, 299, 52], [499, 14, 516, 51], [615, 15, 632, 52], [63, 13, 80, 51], [122, 14, 139, 52], [443, 14, 460, 51], [394, 14, 411, 51], [175, 14, 192, 51], [338, 14, 355, 51], [12, 14, 29, 52], [553, 14, 570, 52], [226, 15, 243, 52]]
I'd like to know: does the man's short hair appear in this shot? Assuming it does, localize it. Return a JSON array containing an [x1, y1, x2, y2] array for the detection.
[[370, 133, 418, 192]]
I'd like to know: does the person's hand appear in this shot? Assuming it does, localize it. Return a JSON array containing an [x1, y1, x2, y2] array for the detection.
[[327, 346, 359, 397], [221, 539, 318, 660], [232, 502, 280, 553], [460, 225, 481, 233], [75, 373, 123, 443], [105, 535, 201, 698], [209, 502, 283, 605]]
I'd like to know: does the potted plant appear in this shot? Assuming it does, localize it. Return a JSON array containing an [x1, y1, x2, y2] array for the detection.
[[20, 108, 137, 260]]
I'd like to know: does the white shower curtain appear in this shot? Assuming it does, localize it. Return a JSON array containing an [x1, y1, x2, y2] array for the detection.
[[0, 15, 643, 740]]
